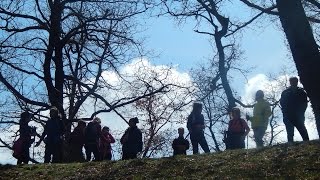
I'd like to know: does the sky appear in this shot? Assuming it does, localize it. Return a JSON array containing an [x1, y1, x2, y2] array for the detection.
[[0, 2, 318, 164]]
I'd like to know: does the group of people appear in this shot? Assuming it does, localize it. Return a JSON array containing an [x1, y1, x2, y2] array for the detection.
[[13, 76, 311, 164], [223, 77, 310, 150]]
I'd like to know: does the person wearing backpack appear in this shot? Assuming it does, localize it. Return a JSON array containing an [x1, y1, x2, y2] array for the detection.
[[120, 117, 143, 160], [14, 111, 37, 164], [68, 120, 86, 162], [280, 77, 309, 142], [187, 102, 210, 154], [246, 90, 271, 148], [36, 107, 64, 163], [84, 117, 102, 161], [225, 108, 250, 150], [172, 127, 190, 156], [99, 126, 115, 160]]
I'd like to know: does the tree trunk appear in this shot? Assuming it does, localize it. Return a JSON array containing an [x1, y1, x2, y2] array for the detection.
[[277, 0, 320, 138]]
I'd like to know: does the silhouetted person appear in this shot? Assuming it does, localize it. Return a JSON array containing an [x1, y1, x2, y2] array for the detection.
[[84, 117, 102, 161], [68, 120, 86, 162], [280, 77, 309, 142], [36, 107, 64, 163], [187, 103, 210, 154], [14, 111, 37, 164], [247, 90, 271, 148], [100, 126, 115, 160], [120, 117, 143, 160], [225, 108, 250, 150], [172, 128, 189, 156]]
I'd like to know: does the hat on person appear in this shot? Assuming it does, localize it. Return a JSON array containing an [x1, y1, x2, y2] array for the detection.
[[129, 117, 139, 124]]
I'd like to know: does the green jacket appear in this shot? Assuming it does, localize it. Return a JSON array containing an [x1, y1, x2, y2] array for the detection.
[[251, 99, 271, 128]]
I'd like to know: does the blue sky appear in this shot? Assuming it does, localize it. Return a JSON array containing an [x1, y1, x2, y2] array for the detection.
[[1, 3, 312, 164], [142, 15, 292, 76]]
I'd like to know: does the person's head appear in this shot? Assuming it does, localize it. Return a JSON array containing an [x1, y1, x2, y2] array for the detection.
[[129, 117, 139, 127], [102, 126, 110, 133], [255, 90, 264, 101], [20, 111, 31, 124], [193, 102, 203, 114], [289, 77, 299, 87], [93, 117, 101, 124], [178, 127, 184, 137], [231, 107, 241, 119], [50, 107, 60, 119], [77, 120, 86, 129]]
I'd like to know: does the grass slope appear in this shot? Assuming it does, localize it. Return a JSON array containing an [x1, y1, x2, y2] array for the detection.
[[1, 141, 320, 179]]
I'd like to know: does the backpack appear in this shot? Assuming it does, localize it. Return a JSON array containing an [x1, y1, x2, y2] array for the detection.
[[228, 119, 245, 134], [12, 138, 24, 159]]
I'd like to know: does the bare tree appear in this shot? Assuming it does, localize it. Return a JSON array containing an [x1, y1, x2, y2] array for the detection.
[[238, 0, 320, 138], [117, 61, 194, 158], [0, 0, 172, 161]]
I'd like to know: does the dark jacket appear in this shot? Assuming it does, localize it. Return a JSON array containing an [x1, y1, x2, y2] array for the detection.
[[85, 122, 102, 144], [280, 87, 308, 115], [44, 118, 64, 144], [172, 136, 189, 155], [120, 126, 143, 154], [187, 112, 205, 132], [19, 124, 34, 147], [69, 126, 85, 147]]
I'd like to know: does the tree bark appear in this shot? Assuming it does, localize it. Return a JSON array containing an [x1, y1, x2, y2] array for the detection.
[[277, 0, 320, 138]]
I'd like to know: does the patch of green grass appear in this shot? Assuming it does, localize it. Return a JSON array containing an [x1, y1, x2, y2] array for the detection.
[[1, 140, 320, 179]]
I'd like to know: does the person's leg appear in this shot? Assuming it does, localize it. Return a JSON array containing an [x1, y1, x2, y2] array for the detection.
[[128, 152, 137, 159], [105, 153, 112, 160], [190, 132, 199, 154], [22, 145, 30, 164], [44, 144, 52, 163], [198, 132, 210, 153], [52, 142, 62, 163], [293, 115, 309, 141], [85, 144, 92, 161], [253, 127, 265, 147], [122, 148, 128, 160], [92, 144, 101, 161], [283, 114, 294, 142]]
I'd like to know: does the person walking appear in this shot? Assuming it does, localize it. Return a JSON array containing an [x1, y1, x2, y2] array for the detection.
[[68, 120, 86, 162], [246, 90, 271, 148], [100, 126, 115, 160], [14, 111, 37, 164], [36, 107, 64, 163], [172, 127, 190, 156], [280, 77, 309, 142], [225, 108, 250, 150], [120, 117, 143, 160], [84, 117, 102, 161], [187, 102, 210, 154]]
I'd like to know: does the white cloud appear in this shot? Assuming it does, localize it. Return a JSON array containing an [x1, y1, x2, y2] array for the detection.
[[1, 58, 194, 164]]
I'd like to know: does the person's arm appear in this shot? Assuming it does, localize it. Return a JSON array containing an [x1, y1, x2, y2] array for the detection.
[[301, 89, 308, 111], [172, 139, 177, 150], [186, 114, 192, 131], [264, 102, 272, 119], [200, 114, 205, 129], [185, 139, 190, 150], [120, 129, 128, 144], [137, 130, 143, 152], [108, 133, 115, 144]]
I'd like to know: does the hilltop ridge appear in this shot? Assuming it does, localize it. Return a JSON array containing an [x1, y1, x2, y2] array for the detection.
[[1, 140, 320, 179]]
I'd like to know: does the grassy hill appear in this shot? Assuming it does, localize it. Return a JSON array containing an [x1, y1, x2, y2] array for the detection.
[[1, 140, 320, 179]]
